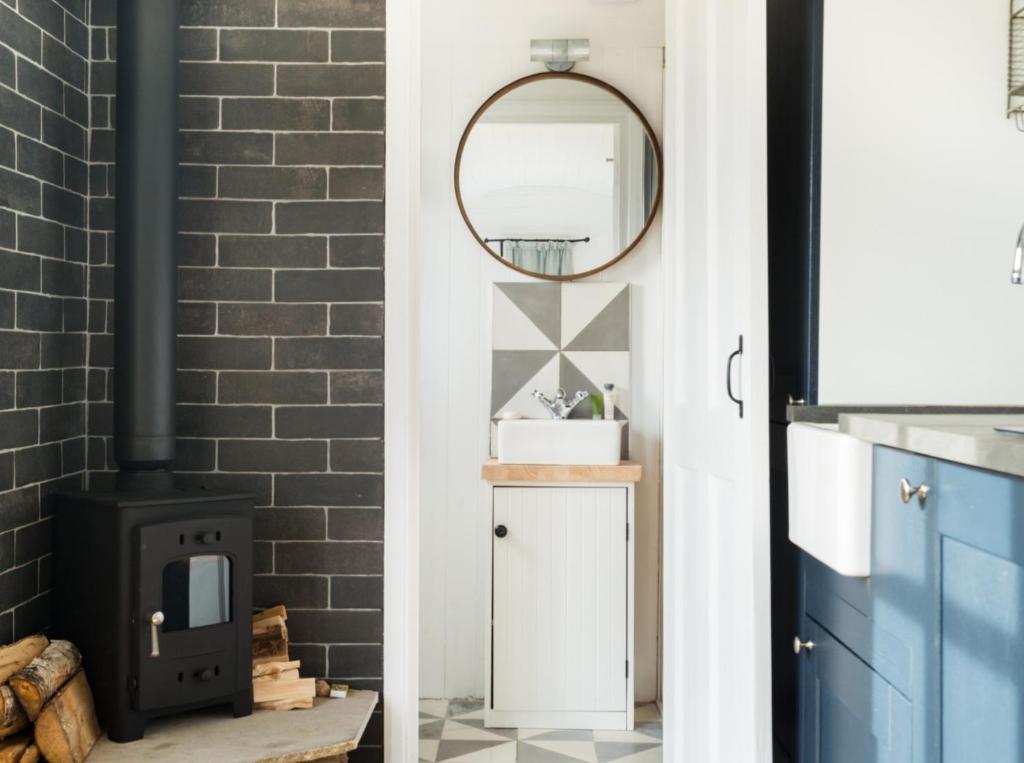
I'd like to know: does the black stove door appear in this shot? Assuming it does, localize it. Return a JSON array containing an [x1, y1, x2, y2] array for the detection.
[[135, 516, 249, 711]]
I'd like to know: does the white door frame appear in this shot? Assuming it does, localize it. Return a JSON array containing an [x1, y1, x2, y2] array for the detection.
[[383, 0, 421, 758]]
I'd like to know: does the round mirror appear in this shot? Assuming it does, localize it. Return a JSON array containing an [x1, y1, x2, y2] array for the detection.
[[455, 73, 662, 281]]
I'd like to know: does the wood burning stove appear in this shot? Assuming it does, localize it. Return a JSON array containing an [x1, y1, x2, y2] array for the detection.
[[54, 0, 254, 742]]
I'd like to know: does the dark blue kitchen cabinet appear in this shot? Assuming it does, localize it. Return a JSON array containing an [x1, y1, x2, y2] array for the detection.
[[798, 446, 1024, 762]]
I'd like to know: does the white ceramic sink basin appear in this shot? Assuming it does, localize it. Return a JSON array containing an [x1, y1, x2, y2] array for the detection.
[[787, 422, 873, 577], [497, 420, 622, 466]]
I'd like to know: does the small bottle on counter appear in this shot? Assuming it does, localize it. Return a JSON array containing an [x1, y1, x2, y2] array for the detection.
[[602, 383, 616, 420], [591, 394, 604, 420]]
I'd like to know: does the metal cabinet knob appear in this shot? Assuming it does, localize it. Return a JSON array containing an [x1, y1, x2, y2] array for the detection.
[[195, 668, 214, 682], [793, 637, 815, 655], [494, 525, 508, 538], [899, 478, 930, 506], [149, 611, 165, 658]]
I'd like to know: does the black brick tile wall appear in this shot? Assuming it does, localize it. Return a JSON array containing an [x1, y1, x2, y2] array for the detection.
[[0, 0, 90, 644], [0, 0, 385, 755]]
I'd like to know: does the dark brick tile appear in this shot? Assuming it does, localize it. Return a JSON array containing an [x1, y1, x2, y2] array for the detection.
[[329, 371, 383, 404], [177, 336, 272, 370], [173, 438, 216, 472], [16, 58, 62, 112], [179, 164, 217, 198], [85, 401, 110, 436], [275, 269, 383, 303], [87, 164, 105, 197], [328, 644, 381, 677], [42, 35, 86, 90], [277, 64, 384, 98], [330, 304, 383, 336], [18, 215, 63, 258], [275, 132, 383, 166], [330, 439, 383, 473], [288, 644, 325, 677], [177, 404, 272, 438], [16, 292, 63, 332], [219, 439, 326, 473], [277, 405, 381, 439], [0, 331, 39, 369], [181, 28, 216, 61], [88, 197, 113, 231], [57, 0, 85, 22], [41, 258, 84, 297], [0, 409, 37, 449], [0, 86, 41, 138], [0, 168, 41, 215], [329, 167, 383, 200], [181, 63, 274, 97], [0, 563, 37, 612], [278, 0, 385, 28], [42, 183, 85, 227], [85, 436, 105, 471], [42, 110, 85, 158], [327, 508, 382, 541], [275, 337, 383, 370], [277, 201, 383, 235], [62, 297, 85, 332], [61, 436, 84, 473], [175, 473, 272, 507], [90, 61, 113, 95], [61, 367, 84, 402], [219, 371, 327, 404], [223, 97, 330, 132], [180, 0, 276, 26], [0, 290, 11, 327], [219, 236, 326, 268], [253, 541, 273, 574], [177, 370, 216, 404], [0, 47, 12, 89], [0, 127, 11, 168], [88, 128, 113, 162], [329, 576, 381, 609], [331, 99, 384, 131], [39, 403, 82, 441], [0, 5, 42, 61], [181, 131, 274, 165], [65, 226, 87, 263], [218, 303, 327, 337], [220, 30, 328, 63], [63, 154, 87, 192], [64, 13, 88, 58], [0, 249, 41, 291], [91, 0, 115, 27], [20, 0, 64, 41], [15, 370, 60, 408], [178, 267, 272, 301], [180, 97, 220, 130], [14, 517, 50, 566], [253, 573, 327, 609], [85, 332, 111, 368], [286, 608, 382, 643], [14, 443, 60, 487], [86, 263, 112, 299], [90, 28, 106, 61], [177, 234, 216, 266], [0, 372, 16, 409], [13, 591, 49, 640], [219, 166, 327, 200], [0, 210, 13, 249], [331, 31, 385, 63], [177, 301, 216, 335], [254, 508, 325, 541], [274, 473, 382, 507], [275, 542, 382, 576], [179, 200, 273, 233], [0, 486, 38, 532]]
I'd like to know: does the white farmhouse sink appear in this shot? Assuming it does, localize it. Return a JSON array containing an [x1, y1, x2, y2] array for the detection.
[[787, 422, 873, 577], [497, 420, 621, 466]]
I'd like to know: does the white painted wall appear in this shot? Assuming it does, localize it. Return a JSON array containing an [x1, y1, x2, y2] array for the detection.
[[818, 0, 1024, 404], [418, 0, 664, 702]]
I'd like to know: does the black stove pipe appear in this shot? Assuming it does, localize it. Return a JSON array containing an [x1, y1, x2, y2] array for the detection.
[[113, 0, 180, 489]]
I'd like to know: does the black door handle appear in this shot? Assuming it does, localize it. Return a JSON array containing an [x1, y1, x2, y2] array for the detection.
[[726, 335, 744, 419], [494, 525, 508, 538]]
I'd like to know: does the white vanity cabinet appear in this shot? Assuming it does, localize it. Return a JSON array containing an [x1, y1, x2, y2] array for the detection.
[[481, 461, 641, 731]]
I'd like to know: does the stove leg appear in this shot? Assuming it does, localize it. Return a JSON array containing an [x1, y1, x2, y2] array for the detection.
[[231, 689, 253, 718], [107, 710, 147, 743]]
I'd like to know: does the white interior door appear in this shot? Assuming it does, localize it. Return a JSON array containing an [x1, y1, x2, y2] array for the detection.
[[491, 487, 627, 714], [662, 0, 773, 760]]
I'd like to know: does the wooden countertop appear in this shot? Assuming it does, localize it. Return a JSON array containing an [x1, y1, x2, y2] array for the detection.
[[481, 460, 642, 483]]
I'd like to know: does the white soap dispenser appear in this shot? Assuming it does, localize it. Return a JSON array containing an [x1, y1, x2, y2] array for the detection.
[[602, 383, 616, 421]]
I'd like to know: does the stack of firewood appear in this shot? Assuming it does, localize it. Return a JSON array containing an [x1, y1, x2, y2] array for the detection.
[[252, 606, 315, 711], [0, 636, 99, 763]]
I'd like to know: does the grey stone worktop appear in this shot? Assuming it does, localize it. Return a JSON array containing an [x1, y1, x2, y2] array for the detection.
[[787, 404, 1024, 424], [833, 413, 1024, 479]]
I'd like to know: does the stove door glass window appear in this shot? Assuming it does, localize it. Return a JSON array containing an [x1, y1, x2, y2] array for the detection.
[[162, 555, 232, 632]]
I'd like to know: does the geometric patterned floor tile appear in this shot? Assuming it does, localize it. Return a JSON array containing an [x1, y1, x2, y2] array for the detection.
[[519, 739, 598, 762], [443, 720, 516, 742], [523, 729, 595, 742], [420, 738, 441, 762], [420, 719, 446, 740], [437, 739, 517, 761], [593, 742, 661, 762], [447, 698, 486, 717], [421, 699, 452, 719]]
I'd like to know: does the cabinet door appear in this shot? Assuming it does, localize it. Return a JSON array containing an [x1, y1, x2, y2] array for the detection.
[[491, 487, 628, 713], [935, 462, 1024, 762], [798, 616, 912, 763]]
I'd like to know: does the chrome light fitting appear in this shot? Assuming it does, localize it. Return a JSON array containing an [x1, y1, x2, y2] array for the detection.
[[530, 39, 589, 72]]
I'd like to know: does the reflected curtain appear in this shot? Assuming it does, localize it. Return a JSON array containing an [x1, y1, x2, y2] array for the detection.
[[506, 241, 575, 276]]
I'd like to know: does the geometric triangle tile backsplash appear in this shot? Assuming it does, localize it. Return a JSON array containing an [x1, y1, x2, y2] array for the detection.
[[491, 284, 631, 454]]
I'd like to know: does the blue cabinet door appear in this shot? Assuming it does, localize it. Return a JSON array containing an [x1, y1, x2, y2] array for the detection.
[[935, 462, 1024, 763], [798, 615, 912, 763]]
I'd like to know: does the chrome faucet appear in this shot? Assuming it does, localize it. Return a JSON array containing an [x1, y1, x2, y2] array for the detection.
[[1013, 223, 1024, 284], [532, 388, 589, 420]]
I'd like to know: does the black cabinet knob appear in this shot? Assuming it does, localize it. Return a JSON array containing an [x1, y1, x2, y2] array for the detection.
[[197, 531, 217, 544], [195, 668, 214, 682], [494, 525, 508, 538]]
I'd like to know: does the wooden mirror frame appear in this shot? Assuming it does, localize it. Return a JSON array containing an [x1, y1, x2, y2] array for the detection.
[[454, 72, 664, 282]]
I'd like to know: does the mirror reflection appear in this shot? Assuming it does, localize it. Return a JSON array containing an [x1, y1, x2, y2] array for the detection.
[[457, 75, 661, 279]]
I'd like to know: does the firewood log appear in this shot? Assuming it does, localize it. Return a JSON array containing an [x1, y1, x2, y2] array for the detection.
[[32, 672, 99, 763], [0, 733, 30, 763], [252, 677, 315, 705], [19, 744, 39, 763], [252, 623, 288, 665], [10, 641, 81, 721], [252, 660, 300, 679], [0, 637, 47, 685], [0, 687, 27, 740], [253, 605, 287, 623]]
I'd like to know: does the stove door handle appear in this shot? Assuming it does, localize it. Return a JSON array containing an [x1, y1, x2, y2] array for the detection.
[[149, 611, 165, 657]]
